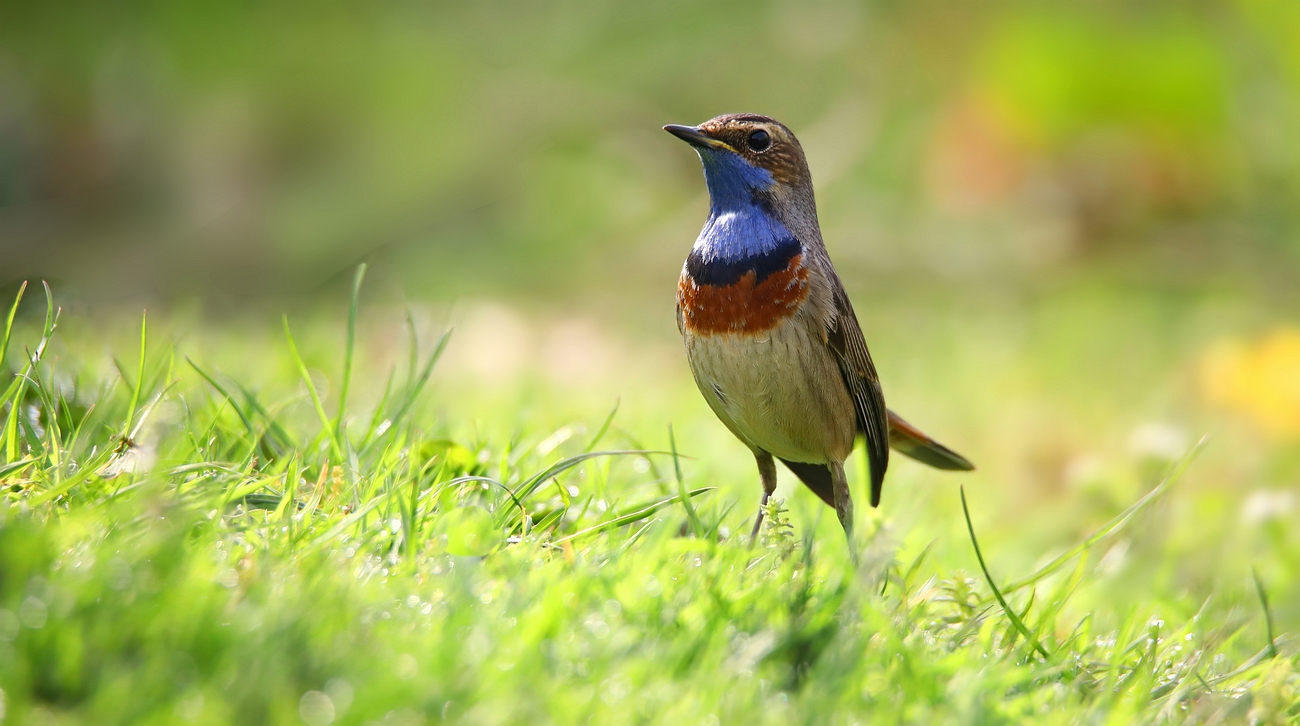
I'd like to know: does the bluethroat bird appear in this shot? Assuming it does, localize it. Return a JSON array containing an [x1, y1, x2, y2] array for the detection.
[[665, 113, 974, 548]]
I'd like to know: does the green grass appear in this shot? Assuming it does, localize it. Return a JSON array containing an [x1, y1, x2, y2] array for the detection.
[[0, 275, 1296, 725]]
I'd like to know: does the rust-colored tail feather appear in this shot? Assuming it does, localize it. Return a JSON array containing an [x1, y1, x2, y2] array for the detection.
[[887, 410, 974, 471], [777, 412, 972, 511]]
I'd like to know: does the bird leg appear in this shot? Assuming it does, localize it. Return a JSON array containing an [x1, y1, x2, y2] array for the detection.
[[829, 460, 857, 562], [749, 451, 778, 544]]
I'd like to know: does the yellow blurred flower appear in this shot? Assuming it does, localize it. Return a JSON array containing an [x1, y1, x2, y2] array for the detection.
[[1200, 327, 1300, 437]]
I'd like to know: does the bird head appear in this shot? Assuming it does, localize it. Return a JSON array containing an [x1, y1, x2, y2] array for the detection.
[[664, 114, 815, 217]]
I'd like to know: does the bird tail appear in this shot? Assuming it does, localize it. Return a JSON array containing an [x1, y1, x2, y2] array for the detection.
[[777, 459, 836, 508], [887, 410, 974, 471], [777, 413, 972, 512]]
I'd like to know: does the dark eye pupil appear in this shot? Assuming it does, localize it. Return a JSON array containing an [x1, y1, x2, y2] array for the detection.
[[747, 129, 770, 151]]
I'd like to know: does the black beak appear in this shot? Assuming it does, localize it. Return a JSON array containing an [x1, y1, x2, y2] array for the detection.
[[663, 124, 732, 151]]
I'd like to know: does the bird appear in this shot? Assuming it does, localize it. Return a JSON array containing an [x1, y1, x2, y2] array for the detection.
[[664, 113, 973, 550]]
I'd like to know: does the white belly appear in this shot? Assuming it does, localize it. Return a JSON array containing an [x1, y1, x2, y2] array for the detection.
[[683, 312, 857, 463]]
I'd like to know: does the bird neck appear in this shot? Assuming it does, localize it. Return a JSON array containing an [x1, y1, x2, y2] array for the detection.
[[692, 202, 797, 263], [692, 150, 819, 263], [700, 150, 775, 211]]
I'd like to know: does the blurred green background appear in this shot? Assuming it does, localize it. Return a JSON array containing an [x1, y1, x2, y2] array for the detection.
[[3, 0, 1300, 609], [3, 0, 1300, 305]]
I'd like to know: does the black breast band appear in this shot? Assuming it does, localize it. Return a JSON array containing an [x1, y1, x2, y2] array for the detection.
[[686, 237, 801, 287]]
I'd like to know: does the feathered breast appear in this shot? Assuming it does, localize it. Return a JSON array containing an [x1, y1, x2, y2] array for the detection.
[[678, 238, 810, 335]]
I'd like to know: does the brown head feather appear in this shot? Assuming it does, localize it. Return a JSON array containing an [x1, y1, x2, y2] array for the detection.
[[696, 114, 811, 188]]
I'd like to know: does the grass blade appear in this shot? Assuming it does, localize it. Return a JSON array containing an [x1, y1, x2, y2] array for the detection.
[[0, 458, 34, 479], [506, 449, 672, 517], [187, 358, 257, 437], [336, 263, 366, 441], [4, 283, 58, 462], [668, 425, 704, 538], [386, 329, 451, 432], [283, 315, 344, 462], [960, 485, 1052, 660], [229, 379, 294, 454], [28, 447, 116, 506], [583, 399, 619, 454], [1000, 437, 1206, 596], [0, 280, 27, 367], [124, 311, 146, 436], [552, 487, 716, 544], [1252, 568, 1278, 659]]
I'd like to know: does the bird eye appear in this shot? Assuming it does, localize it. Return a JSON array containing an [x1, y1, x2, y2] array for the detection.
[[747, 129, 771, 152]]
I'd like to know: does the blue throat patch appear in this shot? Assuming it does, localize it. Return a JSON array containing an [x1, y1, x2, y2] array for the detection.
[[687, 149, 801, 287]]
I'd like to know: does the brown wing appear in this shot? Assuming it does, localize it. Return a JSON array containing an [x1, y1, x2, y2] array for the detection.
[[824, 284, 891, 506]]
